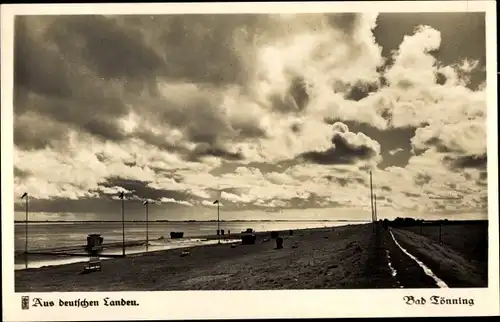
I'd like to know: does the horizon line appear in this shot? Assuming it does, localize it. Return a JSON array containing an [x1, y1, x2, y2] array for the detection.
[[14, 219, 370, 223], [13, 218, 487, 223]]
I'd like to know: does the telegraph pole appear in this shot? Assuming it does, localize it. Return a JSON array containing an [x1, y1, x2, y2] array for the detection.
[[370, 171, 375, 232], [374, 193, 378, 234]]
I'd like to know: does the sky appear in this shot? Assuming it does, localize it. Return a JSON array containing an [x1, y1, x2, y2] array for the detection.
[[12, 12, 488, 221]]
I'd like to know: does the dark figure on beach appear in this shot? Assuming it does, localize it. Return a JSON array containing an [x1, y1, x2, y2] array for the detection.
[[170, 231, 184, 239], [289, 230, 294, 236], [276, 237, 283, 249], [85, 234, 103, 256], [271, 231, 279, 239], [221, 229, 225, 235], [228, 230, 231, 235], [241, 233, 256, 245], [217, 229, 220, 236]]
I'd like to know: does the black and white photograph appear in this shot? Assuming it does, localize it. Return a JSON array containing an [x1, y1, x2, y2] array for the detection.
[[2, 1, 498, 320]]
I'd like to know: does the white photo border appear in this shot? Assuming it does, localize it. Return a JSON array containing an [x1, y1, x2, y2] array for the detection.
[[1, 1, 498, 320]]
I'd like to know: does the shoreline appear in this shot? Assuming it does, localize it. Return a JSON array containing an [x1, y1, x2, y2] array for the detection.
[[13, 220, 354, 254], [17, 224, 384, 291], [14, 238, 242, 271], [13, 219, 371, 225], [14, 225, 352, 272]]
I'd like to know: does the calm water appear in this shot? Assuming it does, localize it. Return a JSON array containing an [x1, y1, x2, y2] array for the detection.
[[14, 220, 362, 270]]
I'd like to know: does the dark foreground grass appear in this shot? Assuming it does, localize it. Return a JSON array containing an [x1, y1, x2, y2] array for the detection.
[[16, 224, 402, 292], [399, 222, 488, 264], [391, 228, 487, 288], [380, 228, 437, 289]]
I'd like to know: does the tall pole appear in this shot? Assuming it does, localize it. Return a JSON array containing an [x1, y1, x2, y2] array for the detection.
[[146, 201, 149, 252], [217, 202, 220, 244], [122, 194, 125, 256], [24, 193, 28, 269], [374, 193, 378, 222], [370, 171, 374, 231]]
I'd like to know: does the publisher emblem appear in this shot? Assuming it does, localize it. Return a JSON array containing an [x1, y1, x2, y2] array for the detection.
[[21, 296, 29, 310]]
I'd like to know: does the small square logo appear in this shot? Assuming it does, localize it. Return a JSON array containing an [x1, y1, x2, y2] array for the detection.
[[21, 296, 29, 310]]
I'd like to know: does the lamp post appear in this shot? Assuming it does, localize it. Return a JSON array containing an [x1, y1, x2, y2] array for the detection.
[[143, 200, 149, 251], [119, 191, 125, 256], [213, 200, 220, 244], [21, 192, 28, 269]]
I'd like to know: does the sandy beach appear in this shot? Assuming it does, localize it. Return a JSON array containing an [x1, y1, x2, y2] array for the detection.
[[15, 223, 487, 291]]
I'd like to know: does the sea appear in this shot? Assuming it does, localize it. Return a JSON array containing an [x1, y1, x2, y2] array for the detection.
[[14, 220, 365, 270]]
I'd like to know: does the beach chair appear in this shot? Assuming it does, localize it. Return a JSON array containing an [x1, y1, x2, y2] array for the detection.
[[83, 256, 102, 273], [241, 233, 256, 245], [276, 237, 284, 249]]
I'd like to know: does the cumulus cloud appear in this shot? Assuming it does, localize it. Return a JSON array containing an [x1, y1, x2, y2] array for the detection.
[[385, 25, 442, 89], [299, 122, 381, 166], [11, 12, 488, 217], [411, 120, 486, 155], [411, 119, 487, 170], [371, 149, 487, 213]]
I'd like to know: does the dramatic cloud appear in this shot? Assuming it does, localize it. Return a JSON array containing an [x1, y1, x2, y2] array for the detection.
[[11, 12, 488, 219], [299, 122, 381, 166]]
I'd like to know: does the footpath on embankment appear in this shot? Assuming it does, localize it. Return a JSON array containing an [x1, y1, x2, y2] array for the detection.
[[386, 228, 487, 288]]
